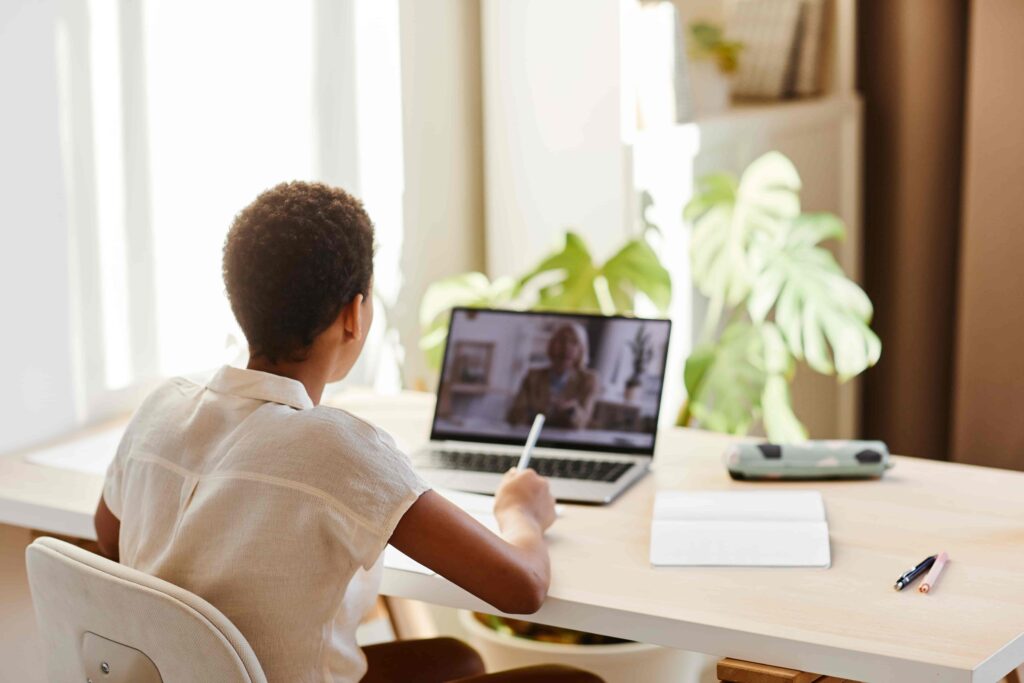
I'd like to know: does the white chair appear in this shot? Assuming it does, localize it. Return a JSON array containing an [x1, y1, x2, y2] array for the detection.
[[25, 537, 266, 683]]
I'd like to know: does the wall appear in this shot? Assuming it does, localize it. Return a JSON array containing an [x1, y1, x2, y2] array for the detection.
[[480, 0, 630, 278], [952, 0, 1024, 468], [396, 0, 487, 389], [0, 0, 79, 455]]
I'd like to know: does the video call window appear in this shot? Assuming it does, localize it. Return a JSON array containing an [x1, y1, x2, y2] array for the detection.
[[433, 309, 671, 453]]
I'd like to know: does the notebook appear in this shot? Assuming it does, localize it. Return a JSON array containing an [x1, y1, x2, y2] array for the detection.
[[649, 491, 831, 567]]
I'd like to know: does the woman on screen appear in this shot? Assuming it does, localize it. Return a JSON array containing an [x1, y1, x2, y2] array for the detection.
[[506, 323, 599, 430]]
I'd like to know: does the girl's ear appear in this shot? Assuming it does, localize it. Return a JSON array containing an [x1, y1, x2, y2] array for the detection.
[[340, 294, 366, 341]]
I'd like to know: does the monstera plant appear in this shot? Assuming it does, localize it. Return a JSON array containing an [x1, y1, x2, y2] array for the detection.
[[419, 229, 671, 371], [678, 151, 881, 441]]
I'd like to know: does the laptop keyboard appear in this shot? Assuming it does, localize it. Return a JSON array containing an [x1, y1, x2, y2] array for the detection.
[[416, 450, 633, 483]]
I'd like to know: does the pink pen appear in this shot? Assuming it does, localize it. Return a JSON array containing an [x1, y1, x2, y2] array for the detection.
[[919, 551, 949, 593]]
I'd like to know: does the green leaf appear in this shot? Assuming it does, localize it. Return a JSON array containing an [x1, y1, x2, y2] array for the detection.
[[774, 282, 803, 360], [683, 173, 736, 222], [685, 320, 806, 438], [683, 344, 715, 399], [520, 232, 602, 312], [417, 325, 450, 372], [760, 321, 792, 376], [762, 375, 808, 442], [749, 213, 880, 380], [602, 238, 673, 313], [419, 272, 495, 327], [746, 266, 785, 323], [521, 231, 671, 315], [760, 322, 806, 440], [686, 152, 802, 314], [418, 272, 518, 370], [737, 152, 802, 235], [685, 322, 767, 435], [802, 302, 833, 374], [788, 212, 844, 246]]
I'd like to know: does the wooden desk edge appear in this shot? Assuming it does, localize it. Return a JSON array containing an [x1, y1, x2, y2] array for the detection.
[[0, 496, 97, 541], [974, 632, 1024, 683], [380, 569, 980, 683]]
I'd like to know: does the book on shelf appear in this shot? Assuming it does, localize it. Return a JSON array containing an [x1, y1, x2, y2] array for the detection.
[[727, 0, 830, 100], [794, 0, 829, 96]]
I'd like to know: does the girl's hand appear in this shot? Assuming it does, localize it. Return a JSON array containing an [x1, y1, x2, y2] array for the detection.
[[494, 468, 556, 532]]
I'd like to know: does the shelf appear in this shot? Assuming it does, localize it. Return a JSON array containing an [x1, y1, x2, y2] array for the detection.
[[634, 94, 861, 146], [697, 93, 859, 128]]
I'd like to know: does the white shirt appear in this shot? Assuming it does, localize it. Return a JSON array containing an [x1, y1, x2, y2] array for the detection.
[[103, 366, 430, 682]]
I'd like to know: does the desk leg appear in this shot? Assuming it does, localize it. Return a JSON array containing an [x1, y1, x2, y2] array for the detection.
[[716, 658, 858, 683], [381, 596, 440, 640]]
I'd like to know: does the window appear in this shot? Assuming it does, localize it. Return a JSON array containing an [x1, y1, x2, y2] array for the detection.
[[56, 0, 405, 422]]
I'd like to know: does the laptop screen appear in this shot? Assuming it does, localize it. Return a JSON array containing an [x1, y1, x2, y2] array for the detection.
[[431, 308, 672, 456]]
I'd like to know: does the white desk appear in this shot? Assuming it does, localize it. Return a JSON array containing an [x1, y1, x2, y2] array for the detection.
[[2, 390, 1023, 682]]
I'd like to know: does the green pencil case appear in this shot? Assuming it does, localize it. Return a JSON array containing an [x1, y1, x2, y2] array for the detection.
[[724, 440, 891, 480]]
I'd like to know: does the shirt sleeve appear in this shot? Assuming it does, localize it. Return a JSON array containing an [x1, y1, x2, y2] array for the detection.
[[102, 427, 134, 520], [320, 417, 431, 571]]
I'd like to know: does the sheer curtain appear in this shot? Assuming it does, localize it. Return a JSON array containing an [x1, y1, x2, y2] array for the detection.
[[56, 0, 405, 421]]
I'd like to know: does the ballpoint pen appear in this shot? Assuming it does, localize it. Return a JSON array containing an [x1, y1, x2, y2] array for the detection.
[[894, 554, 937, 591], [919, 551, 949, 594], [517, 413, 545, 471]]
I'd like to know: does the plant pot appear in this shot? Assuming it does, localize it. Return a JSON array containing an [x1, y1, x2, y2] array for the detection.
[[687, 60, 732, 117], [457, 611, 717, 683]]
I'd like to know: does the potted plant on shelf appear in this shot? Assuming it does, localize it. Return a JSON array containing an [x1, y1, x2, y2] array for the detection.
[[624, 324, 653, 402], [685, 20, 742, 117], [678, 151, 881, 440]]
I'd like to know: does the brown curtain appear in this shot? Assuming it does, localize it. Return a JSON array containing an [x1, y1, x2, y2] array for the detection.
[[950, 0, 1024, 469], [858, 0, 1024, 470], [857, 0, 968, 461]]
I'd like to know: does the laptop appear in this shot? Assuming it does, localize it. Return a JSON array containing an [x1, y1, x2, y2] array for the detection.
[[413, 308, 672, 504]]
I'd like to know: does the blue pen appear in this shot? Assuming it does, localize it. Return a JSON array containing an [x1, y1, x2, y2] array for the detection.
[[894, 554, 937, 591]]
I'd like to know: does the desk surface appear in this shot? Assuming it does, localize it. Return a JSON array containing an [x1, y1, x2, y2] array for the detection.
[[1, 390, 1023, 683]]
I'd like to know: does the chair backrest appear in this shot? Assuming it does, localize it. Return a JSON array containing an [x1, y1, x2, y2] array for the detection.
[[25, 537, 267, 683]]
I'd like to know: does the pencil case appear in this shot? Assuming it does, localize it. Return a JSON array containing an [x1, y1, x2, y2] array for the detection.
[[724, 440, 891, 480]]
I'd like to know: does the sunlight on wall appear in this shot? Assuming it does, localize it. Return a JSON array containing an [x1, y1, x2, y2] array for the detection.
[[89, 0, 131, 390]]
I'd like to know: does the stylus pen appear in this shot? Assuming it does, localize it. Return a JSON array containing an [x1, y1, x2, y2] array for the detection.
[[517, 414, 546, 471], [919, 551, 949, 594], [894, 554, 937, 591]]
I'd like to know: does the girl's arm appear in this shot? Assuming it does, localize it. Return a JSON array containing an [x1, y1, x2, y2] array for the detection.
[[388, 469, 556, 615]]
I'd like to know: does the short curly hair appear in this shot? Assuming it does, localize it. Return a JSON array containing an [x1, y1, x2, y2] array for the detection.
[[223, 181, 374, 363]]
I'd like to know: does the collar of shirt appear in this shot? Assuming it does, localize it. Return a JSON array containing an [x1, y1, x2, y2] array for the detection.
[[206, 365, 314, 410]]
